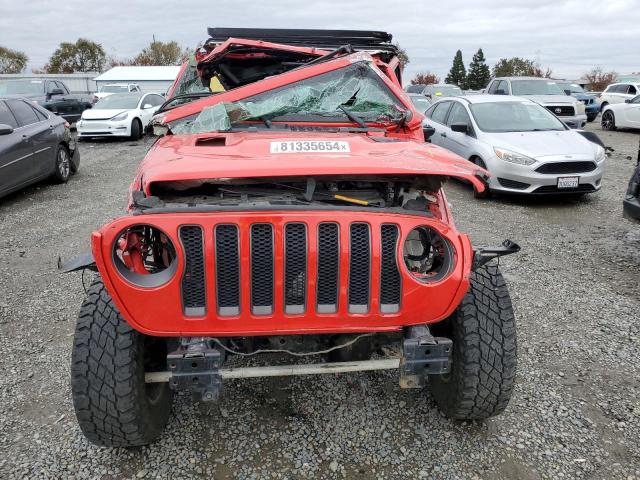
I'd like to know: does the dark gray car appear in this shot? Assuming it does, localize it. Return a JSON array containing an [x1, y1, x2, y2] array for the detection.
[[0, 97, 80, 199]]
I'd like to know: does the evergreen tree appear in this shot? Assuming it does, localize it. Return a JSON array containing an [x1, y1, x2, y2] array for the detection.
[[466, 48, 491, 90], [445, 50, 466, 88]]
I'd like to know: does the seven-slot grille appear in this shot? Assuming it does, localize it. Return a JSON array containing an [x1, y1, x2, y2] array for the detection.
[[178, 222, 404, 317]]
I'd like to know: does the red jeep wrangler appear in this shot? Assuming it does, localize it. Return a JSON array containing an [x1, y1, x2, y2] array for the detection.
[[63, 29, 519, 447]]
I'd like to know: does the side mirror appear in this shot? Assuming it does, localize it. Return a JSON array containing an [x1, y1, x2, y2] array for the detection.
[[450, 123, 468, 134], [50, 88, 64, 96], [423, 125, 436, 142], [143, 104, 153, 109], [0, 123, 14, 135], [495, 89, 506, 95], [564, 90, 572, 95], [625, 99, 631, 103]]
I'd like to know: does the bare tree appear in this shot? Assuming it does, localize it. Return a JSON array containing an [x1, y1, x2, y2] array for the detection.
[[0, 46, 28, 73], [410, 72, 440, 85], [583, 67, 618, 92]]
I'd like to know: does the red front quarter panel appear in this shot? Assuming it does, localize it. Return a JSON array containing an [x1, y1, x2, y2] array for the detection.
[[92, 211, 472, 337]]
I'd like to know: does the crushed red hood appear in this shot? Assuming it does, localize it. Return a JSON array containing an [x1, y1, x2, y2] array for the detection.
[[137, 131, 488, 194]]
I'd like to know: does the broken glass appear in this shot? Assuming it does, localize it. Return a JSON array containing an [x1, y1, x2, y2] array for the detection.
[[171, 61, 406, 134]]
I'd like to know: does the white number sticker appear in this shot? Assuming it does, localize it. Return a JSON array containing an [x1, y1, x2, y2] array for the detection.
[[270, 140, 350, 153]]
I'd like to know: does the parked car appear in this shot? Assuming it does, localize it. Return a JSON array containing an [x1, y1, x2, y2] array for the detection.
[[623, 160, 640, 222], [556, 81, 600, 122], [406, 83, 464, 99], [599, 82, 640, 109], [77, 92, 165, 140], [601, 95, 640, 131], [407, 93, 432, 114], [62, 28, 519, 447], [0, 78, 92, 123], [485, 77, 587, 129], [92, 83, 142, 103], [424, 95, 606, 196], [0, 97, 79, 199]]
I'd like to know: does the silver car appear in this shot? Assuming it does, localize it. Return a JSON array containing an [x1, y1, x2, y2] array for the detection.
[[424, 95, 605, 195]]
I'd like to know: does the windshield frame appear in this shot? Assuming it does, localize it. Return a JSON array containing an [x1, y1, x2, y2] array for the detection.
[[169, 60, 410, 134], [469, 101, 567, 133]]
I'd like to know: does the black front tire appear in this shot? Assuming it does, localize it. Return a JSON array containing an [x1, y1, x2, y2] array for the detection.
[[130, 118, 142, 140], [429, 263, 517, 419], [52, 145, 71, 183], [587, 113, 598, 122], [471, 157, 491, 199], [71, 277, 172, 447]]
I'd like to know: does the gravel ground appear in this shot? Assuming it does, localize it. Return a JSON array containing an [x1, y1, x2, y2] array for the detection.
[[0, 122, 639, 480]]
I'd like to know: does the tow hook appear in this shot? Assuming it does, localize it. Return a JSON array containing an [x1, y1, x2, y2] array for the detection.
[[399, 325, 452, 389], [167, 338, 225, 402], [472, 239, 520, 270]]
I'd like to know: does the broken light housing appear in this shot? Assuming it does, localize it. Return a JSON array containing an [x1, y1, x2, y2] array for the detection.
[[112, 224, 178, 288], [402, 226, 453, 283]]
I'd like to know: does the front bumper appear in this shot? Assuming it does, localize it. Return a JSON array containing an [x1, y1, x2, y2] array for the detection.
[[76, 118, 130, 137], [560, 114, 588, 129], [487, 157, 604, 195]]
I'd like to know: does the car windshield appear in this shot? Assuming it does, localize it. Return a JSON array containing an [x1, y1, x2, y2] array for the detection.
[[0, 79, 44, 95], [431, 86, 464, 97], [470, 101, 566, 132], [409, 96, 431, 113], [558, 82, 585, 94], [101, 85, 130, 93], [95, 94, 142, 109], [172, 62, 406, 134], [511, 80, 564, 95]]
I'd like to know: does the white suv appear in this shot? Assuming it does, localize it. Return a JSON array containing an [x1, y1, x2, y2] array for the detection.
[[599, 83, 640, 108]]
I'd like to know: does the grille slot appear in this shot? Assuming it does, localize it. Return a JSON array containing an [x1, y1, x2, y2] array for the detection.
[[215, 224, 240, 315], [545, 105, 575, 116], [349, 223, 371, 313], [316, 223, 339, 313], [284, 223, 307, 314], [179, 226, 205, 316], [250, 224, 274, 314], [535, 161, 596, 174], [380, 224, 401, 313]]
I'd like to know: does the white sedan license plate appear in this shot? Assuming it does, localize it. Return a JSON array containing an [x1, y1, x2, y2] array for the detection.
[[557, 176, 579, 189], [270, 140, 350, 153]]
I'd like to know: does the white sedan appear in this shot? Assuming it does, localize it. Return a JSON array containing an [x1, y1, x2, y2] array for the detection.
[[77, 92, 165, 140], [601, 95, 640, 131]]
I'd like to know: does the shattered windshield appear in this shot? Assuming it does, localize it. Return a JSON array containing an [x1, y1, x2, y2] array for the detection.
[[171, 62, 406, 134]]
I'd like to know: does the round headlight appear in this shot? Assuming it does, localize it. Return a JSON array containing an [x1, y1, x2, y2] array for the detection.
[[112, 224, 177, 287], [403, 227, 453, 282]]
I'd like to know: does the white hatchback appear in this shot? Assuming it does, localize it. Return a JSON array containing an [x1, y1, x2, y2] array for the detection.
[[77, 92, 165, 140]]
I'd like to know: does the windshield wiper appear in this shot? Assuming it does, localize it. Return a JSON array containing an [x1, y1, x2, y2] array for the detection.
[[338, 105, 367, 129]]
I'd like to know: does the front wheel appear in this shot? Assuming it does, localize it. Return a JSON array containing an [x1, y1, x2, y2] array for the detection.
[[587, 113, 598, 122], [71, 277, 172, 447], [130, 118, 142, 140], [471, 157, 491, 199], [429, 263, 517, 419], [601, 111, 616, 131]]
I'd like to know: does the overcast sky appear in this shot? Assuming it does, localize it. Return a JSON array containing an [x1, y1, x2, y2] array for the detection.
[[0, 0, 637, 82]]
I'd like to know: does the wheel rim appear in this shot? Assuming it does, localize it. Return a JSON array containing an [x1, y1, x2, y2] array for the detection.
[[602, 112, 613, 129], [58, 149, 70, 178]]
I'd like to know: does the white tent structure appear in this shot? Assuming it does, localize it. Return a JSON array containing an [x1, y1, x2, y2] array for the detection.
[[94, 66, 181, 94]]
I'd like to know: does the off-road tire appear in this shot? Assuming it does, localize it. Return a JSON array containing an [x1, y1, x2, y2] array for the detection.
[[53, 145, 71, 183], [71, 277, 172, 447], [429, 263, 516, 419], [130, 118, 142, 140]]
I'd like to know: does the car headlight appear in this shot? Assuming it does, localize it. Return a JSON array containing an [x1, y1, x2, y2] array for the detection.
[[575, 102, 586, 115], [595, 145, 606, 163], [403, 227, 454, 283], [494, 147, 536, 166], [111, 111, 129, 121]]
